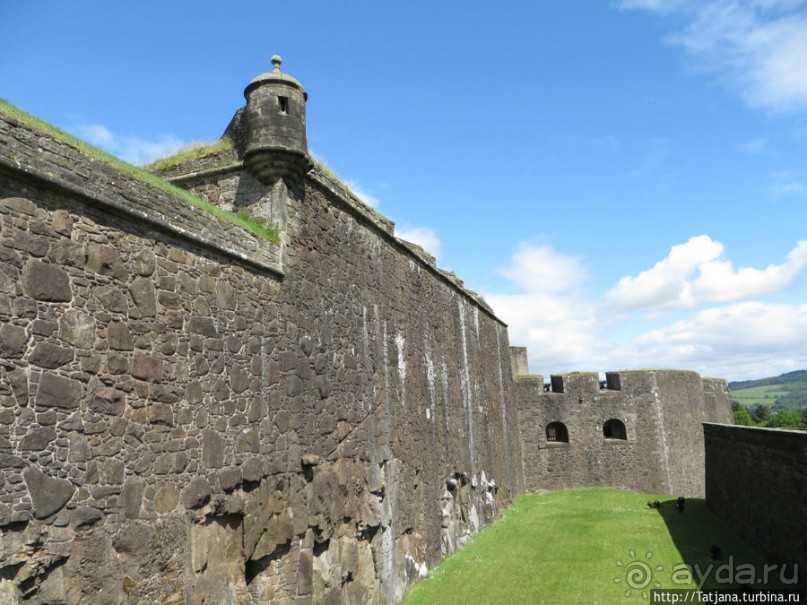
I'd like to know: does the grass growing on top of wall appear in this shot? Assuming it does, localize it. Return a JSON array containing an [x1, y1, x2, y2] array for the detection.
[[403, 488, 787, 604], [0, 99, 278, 245], [142, 137, 234, 172]]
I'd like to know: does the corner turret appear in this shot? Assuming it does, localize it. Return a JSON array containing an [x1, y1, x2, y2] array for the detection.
[[242, 55, 312, 187]]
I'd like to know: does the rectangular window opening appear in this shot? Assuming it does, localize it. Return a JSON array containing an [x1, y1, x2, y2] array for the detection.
[[278, 96, 289, 114]]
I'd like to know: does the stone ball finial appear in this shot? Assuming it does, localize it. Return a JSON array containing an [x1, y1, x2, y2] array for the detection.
[[271, 55, 282, 72]]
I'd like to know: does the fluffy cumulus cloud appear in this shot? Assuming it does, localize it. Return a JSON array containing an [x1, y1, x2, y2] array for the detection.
[[486, 236, 807, 380], [617, 0, 807, 114], [69, 122, 188, 165], [485, 243, 611, 373], [606, 236, 807, 310], [635, 302, 807, 378]]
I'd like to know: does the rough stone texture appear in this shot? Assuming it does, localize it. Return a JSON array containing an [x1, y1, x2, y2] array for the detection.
[[516, 370, 733, 497], [704, 424, 806, 588], [22, 466, 76, 519]]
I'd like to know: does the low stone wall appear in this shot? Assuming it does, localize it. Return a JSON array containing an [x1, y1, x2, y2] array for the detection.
[[704, 424, 807, 587]]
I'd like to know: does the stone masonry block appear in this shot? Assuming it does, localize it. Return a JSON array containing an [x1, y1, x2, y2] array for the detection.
[[22, 260, 72, 301], [23, 465, 75, 519], [0, 324, 28, 358], [35, 372, 82, 410]]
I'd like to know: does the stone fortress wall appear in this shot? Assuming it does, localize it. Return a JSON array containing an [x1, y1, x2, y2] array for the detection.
[[0, 57, 735, 604], [0, 108, 521, 603]]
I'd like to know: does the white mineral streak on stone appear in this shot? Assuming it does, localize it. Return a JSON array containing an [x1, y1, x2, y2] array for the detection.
[[473, 305, 480, 342], [424, 350, 436, 424], [494, 325, 513, 488], [440, 361, 451, 460], [379, 461, 399, 603], [467, 502, 480, 534], [458, 301, 476, 476], [405, 554, 429, 579], [395, 332, 406, 404], [651, 377, 674, 495]]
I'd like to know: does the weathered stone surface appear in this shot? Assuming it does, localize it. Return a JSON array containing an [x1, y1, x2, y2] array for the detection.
[[71, 506, 103, 529], [241, 457, 263, 483], [189, 316, 217, 337], [148, 403, 174, 426], [68, 435, 92, 462], [121, 478, 144, 518], [18, 426, 57, 450], [94, 285, 128, 313], [89, 384, 126, 415], [23, 466, 75, 518], [129, 277, 157, 317], [3, 196, 37, 215], [35, 372, 82, 410], [22, 260, 72, 301], [107, 322, 134, 350], [131, 352, 162, 380], [29, 342, 74, 368], [0, 323, 28, 358], [181, 476, 210, 509], [131, 248, 156, 276], [59, 310, 96, 348], [154, 483, 179, 513], [86, 243, 128, 280], [236, 429, 260, 454], [218, 466, 242, 492], [202, 429, 225, 468]]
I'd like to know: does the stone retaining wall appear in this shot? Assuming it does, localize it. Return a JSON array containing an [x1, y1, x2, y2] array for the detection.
[[704, 424, 806, 588]]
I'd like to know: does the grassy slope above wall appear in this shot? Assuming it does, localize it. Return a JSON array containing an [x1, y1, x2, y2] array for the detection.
[[403, 489, 793, 604], [0, 99, 279, 244]]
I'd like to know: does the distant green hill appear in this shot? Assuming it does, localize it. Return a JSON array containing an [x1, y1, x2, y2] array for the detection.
[[729, 370, 807, 411]]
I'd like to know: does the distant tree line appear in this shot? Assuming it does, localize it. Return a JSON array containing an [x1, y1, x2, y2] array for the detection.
[[731, 401, 807, 429]]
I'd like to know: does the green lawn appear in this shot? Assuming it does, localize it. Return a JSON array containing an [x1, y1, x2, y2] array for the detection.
[[403, 488, 788, 605]]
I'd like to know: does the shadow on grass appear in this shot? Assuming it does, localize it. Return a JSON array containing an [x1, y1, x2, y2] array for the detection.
[[653, 496, 801, 593]]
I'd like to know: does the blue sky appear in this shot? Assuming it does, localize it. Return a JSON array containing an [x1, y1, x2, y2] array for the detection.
[[3, 1, 806, 381]]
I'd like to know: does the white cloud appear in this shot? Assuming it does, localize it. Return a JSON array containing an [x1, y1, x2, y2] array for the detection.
[[619, 0, 807, 114], [606, 235, 723, 309], [739, 137, 767, 153], [69, 122, 188, 165], [486, 236, 807, 380], [485, 243, 608, 373], [769, 170, 805, 197], [395, 226, 441, 258], [606, 236, 807, 310], [497, 242, 588, 294], [634, 302, 807, 377]]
